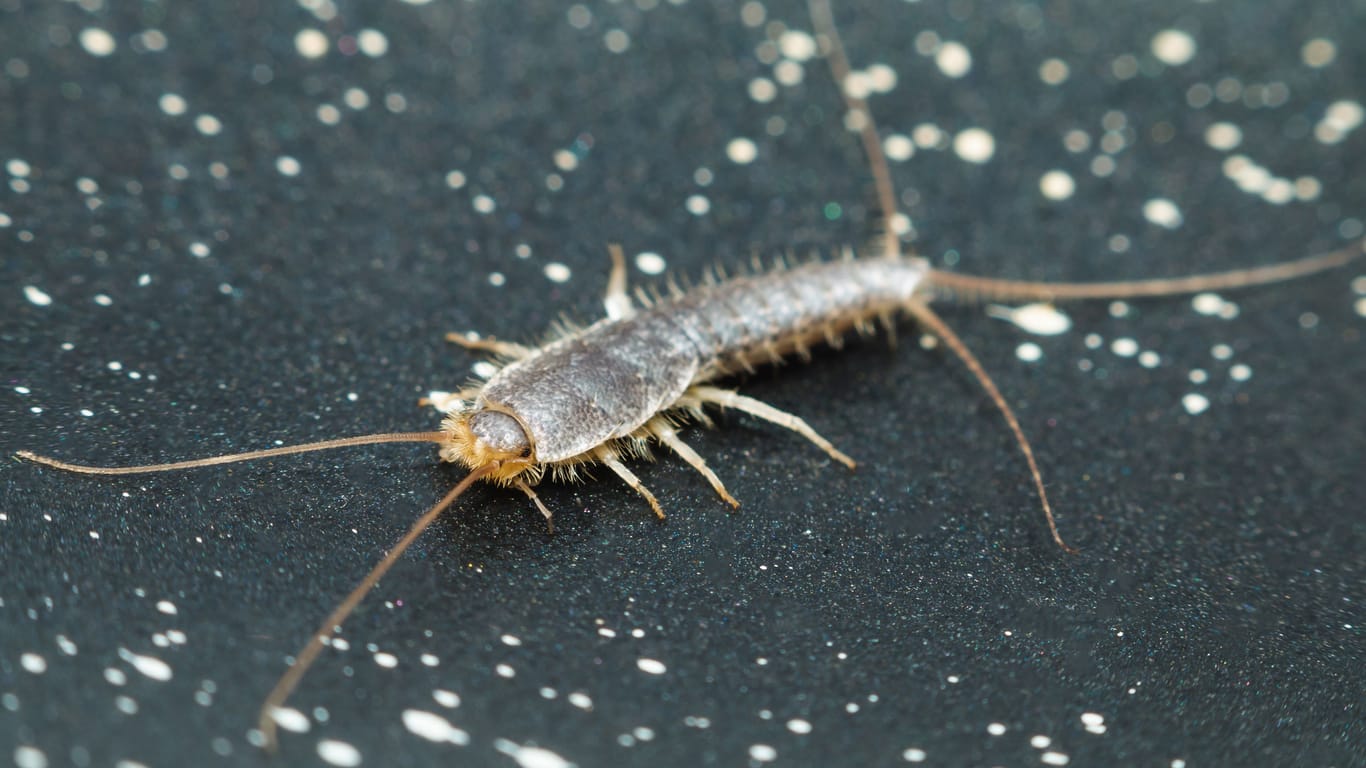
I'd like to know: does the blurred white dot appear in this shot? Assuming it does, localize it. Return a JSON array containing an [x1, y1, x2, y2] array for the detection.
[[1182, 393, 1210, 415], [295, 29, 329, 59], [1151, 29, 1197, 66], [1039, 170, 1075, 200], [80, 28, 117, 57], [159, 93, 187, 116], [935, 41, 972, 78], [357, 29, 389, 57], [779, 30, 817, 61], [635, 252, 666, 275], [726, 137, 757, 164], [952, 128, 995, 163], [544, 263, 572, 283], [1143, 198, 1183, 229], [276, 156, 301, 176]]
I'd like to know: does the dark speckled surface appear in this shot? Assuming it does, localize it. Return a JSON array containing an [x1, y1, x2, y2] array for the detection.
[[3, 1, 1364, 766]]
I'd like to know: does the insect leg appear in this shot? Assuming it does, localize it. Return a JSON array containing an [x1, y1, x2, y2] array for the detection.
[[444, 332, 533, 358], [515, 479, 556, 532], [686, 386, 857, 470], [594, 447, 666, 519], [418, 386, 483, 412], [647, 419, 740, 508], [603, 243, 635, 320]]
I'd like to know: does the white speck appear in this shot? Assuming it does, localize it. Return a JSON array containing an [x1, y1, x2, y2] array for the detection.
[[295, 29, 329, 59], [1081, 712, 1105, 726], [1151, 29, 1196, 66], [373, 652, 398, 668], [1324, 100, 1364, 132], [402, 709, 470, 745], [884, 134, 915, 161], [748, 77, 777, 103], [104, 667, 127, 686], [1301, 38, 1337, 68], [912, 123, 945, 148], [472, 361, 498, 379], [1354, 296, 1366, 318], [493, 739, 577, 768], [156, 600, 177, 615], [55, 636, 77, 655], [1143, 198, 1183, 229], [773, 59, 804, 86], [15, 386, 30, 394], [80, 28, 117, 57], [1015, 342, 1043, 362], [14, 746, 48, 768], [500, 634, 522, 647], [1189, 369, 1208, 384], [107, 361, 123, 371], [685, 194, 711, 215], [786, 718, 812, 734], [866, 63, 897, 93], [987, 722, 1007, 736], [902, 748, 927, 762], [118, 648, 173, 681], [553, 149, 579, 172], [23, 285, 52, 307], [94, 293, 113, 307], [635, 252, 666, 275], [544, 263, 572, 283], [496, 663, 516, 678], [357, 29, 389, 57], [987, 303, 1071, 335], [420, 653, 439, 666], [935, 41, 972, 78], [1039, 58, 1069, 85], [270, 707, 311, 733], [749, 744, 777, 762], [445, 170, 467, 189], [603, 29, 630, 54], [1030, 735, 1052, 749], [952, 128, 995, 163], [1111, 338, 1139, 357], [1204, 122, 1242, 151], [473, 194, 496, 213], [276, 156, 301, 176], [159, 93, 187, 116], [433, 689, 461, 708], [7, 159, 31, 177], [194, 114, 222, 136], [344, 88, 370, 110], [636, 658, 667, 675], [316, 739, 362, 767], [1139, 351, 1161, 368], [20, 653, 47, 674], [1211, 343, 1233, 360], [726, 137, 758, 165], [1042, 751, 1071, 765], [1039, 170, 1075, 201], [568, 691, 593, 710], [1182, 393, 1210, 415], [114, 695, 138, 714], [778, 30, 817, 61]]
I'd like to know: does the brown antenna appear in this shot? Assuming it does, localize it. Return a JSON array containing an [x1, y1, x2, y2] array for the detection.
[[928, 241, 1363, 303], [15, 432, 449, 475], [258, 461, 498, 752]]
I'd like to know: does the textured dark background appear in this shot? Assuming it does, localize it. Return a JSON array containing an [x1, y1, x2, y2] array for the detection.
[[2, 1, 1363, 766]]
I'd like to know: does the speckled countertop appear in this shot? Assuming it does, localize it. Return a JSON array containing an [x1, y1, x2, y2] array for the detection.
[[2, 1, 1364, 766]]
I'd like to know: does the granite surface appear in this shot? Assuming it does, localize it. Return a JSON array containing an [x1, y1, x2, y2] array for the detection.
[[2, 1, 1363, 766]]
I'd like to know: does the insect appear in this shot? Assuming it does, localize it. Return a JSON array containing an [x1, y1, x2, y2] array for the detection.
[[14, 0, 1362, 753]]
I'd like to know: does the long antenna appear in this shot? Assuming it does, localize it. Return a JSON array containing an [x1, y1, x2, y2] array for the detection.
[[15, 432, 450, 475], [906, 302, 1077, 553], [258, 461, 498, 752], [809, 0, 902, 260], [928, 240, 1364, 303]]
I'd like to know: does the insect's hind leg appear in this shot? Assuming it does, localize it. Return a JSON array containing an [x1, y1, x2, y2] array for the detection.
[[445, 332, 533, 358], [646, 418, 740, 509], [603, 243, 634, 320], [594, 447, 666, 519], [685, 386, 857, 470]]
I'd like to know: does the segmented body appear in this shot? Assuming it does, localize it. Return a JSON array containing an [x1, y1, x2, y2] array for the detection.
[[444, 254, 931, 484]]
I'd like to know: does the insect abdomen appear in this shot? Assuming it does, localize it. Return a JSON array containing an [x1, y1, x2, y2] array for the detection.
[[667, 257, 929, 378]]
